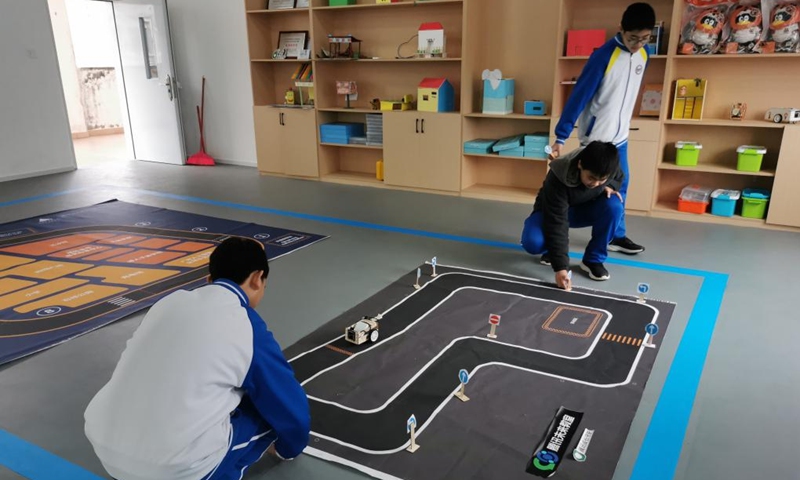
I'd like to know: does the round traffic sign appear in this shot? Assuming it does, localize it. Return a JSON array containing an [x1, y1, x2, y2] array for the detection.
[[645, 323, 659, 336], [458, 369, 469, 384], [637, 283, 650, 294]]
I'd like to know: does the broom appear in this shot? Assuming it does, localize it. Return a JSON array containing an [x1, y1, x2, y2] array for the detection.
[[187, 76, 215, 166]]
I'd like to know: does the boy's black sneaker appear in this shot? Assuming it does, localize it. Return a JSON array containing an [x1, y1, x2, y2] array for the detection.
[[581, 261, 610, 281], [540, 253, 551, 266], [608, 236, 645, 255]]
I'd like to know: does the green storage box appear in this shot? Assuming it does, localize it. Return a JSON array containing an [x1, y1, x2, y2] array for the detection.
[[736, 145, 767, 172], [675, 141, 702, 166], [329, 0, 356, 5], [741, 188, 770, 219]]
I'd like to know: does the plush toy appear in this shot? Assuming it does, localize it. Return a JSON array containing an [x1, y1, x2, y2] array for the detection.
[[728, 5, 763, 51], [690, 7, 728, 53], [769, 2, 800, 52]]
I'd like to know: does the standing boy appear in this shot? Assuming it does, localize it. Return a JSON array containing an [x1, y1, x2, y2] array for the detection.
[[85, 237, 310, 480], [521, 142, 624, 289], [550, 2, 656, 255]]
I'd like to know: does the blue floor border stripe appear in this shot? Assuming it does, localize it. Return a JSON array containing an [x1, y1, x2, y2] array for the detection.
[[0, 187, 729, 480], [0, 430, 104, 480]]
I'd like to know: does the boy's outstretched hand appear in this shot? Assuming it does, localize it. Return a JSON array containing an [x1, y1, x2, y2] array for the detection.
[[548, 143, 561, 160], [605, 186, 623, 202], [555, 270, 572, 291]]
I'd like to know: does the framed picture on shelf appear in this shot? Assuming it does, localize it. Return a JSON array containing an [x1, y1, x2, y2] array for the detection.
[[277, 31, 308, 59], [295, 0, 309, 7], [730, 103, 747, 121], [268, 0, 295, 9], [639, 84, 662, 117], [671, 78, 707, 121]]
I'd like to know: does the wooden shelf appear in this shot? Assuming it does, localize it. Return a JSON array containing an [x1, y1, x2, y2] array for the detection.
[[658, 162, 775, 177], [247, 8, 310, 14], [664, 119, 785, 129], [320, 142, 382, 150], [313, 0, 462, 10], [671, 53, 800, 60], [315, 57, 461, 62], [321, 171, 385, 187], [461, 185, 538, 204], [463, 153, 549, 162], [464, 113, 552, 120], [560, 54, 667, 60], [653, 202, 767, 227], [251, 59, 310, 63], [318, 108, 380, 113]]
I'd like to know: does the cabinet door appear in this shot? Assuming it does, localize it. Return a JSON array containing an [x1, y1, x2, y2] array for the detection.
[[625, 141, 658, 212], [281, 108, 319, 178], [767, 128, 800, 227], [253, 106, 284, 174], [382, 112, 420, 186], [415, 113, 462, 192]]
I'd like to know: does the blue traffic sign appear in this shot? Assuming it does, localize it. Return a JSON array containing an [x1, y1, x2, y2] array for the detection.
[[637, 283, 650, 294], [458, 369, 469, 384], [645, 323, 659, 336], [407, 414, 417, 433]]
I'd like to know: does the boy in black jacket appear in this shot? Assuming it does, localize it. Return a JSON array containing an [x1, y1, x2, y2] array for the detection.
[[521, 141, 624, 290]]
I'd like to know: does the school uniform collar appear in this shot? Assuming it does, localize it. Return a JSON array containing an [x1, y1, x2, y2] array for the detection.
[[614, 34, 632, 53], [212, 279, 249, 307]]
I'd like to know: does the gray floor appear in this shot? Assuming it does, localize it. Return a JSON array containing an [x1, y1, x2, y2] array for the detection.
[[0, 161, 798, 480]]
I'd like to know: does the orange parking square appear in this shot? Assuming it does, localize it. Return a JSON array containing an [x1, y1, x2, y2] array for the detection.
[[0, 254, 35, 272], [15, 284, 127, 314], [0, 278, 89, 311], [106, 249, 185, 265], [0, 233, 113, 256], [84, 247, 135, 261], [131, 238, 181, 249], [167, 241, 215, 253], [164, 248, 214, 268], [97, 235, 147, 246], [0, 260, 93, 280], [49, 245, 111, 260], [0, 278, 36, 296], [77, 266, 179, 286]]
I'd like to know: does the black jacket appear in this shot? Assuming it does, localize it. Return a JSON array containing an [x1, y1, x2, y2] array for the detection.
[[532, 147, 624, 272]]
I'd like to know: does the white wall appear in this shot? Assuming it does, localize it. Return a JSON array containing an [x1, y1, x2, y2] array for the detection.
[[167, 0, 257, 167], [65, 0, 118, 68], [48, 0, 87, 136], [1, 0, 76, 183]]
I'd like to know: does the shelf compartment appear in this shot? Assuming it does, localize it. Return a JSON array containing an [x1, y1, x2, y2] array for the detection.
[[653, 202, 767, 227], [313, 60, 461, 110], [461, 156, 546, 204], [671, 53, 800, 60], [319, 144, 384, 188], [664, 119, 785, 129], [312, 0, 463, 10], [464, 153, 549, 162], [559, 55, 668, 60], [251, 62, 313, 106], [656, 169, 774, 207], [464, 113, 553, 120], [246, 8, 310, 14], [320, 142, 382, 150], [246, 10, 311, 60], [312, 1, 462, 59], [315, 58, 461, 62]]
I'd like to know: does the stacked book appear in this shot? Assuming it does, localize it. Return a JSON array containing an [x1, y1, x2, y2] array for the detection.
[[366, 114, 383, 146]]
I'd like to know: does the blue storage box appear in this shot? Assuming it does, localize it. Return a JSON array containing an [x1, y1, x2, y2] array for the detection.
[[482, 78, 515, 115], [320, 122, 365, 144], [463, 138, 498, 154], [524, 100, 547, 116], [492, 134, 524, 152], [502, 146, 526, 157], [710, 189, 740, 217]]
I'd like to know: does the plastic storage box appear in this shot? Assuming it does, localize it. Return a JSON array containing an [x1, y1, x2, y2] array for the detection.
[[678, 185, 713, 214], [710, 189, 740, 217], [329, 0, 355, 6], [741, 188, 771, 219], [736, 145, 767, 172], [463, 138, 498, 154], [675, 142, 702, 166], [320, 122, 364, 144]]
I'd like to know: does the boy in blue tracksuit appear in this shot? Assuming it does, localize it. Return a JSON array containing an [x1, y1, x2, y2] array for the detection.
[[550, 2, 656, 256], [85, 237, 310, 480]]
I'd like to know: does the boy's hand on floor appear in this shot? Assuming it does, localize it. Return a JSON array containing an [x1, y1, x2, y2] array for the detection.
[[555, 270, 572, 291], [605, 186, 623, 203]]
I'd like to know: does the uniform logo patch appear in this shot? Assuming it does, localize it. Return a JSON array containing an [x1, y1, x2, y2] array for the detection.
[[635, 65, 644, 75]]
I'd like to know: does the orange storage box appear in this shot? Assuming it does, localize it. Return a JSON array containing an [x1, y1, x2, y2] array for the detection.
[[677, 185, 713, 214]]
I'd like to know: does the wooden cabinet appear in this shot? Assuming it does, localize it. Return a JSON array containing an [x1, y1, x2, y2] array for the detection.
[[625, 141, 658, 212], [254, 106, 318, 178], [767, 128, 800, 228], [383, 112, 461, 192]]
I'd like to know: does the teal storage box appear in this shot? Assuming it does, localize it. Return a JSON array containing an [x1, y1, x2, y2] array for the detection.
[[464, 138, 498, 154], [741, 188, 770, 219], [482, 78, 514, 115], [328, 0, 355, 5], [675, 141, 702, 166], [524, 100, 546, 116], [492, 134, 524, 152], [710, 189, 740, 217], [737, 145, 767, 172], [523, 133, 549, 158], [502, 147, 526, 157]]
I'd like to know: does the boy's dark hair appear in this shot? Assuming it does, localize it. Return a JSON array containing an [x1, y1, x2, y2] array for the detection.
[[578, 142, 620, 178], [209, 237, 269, 284], [621, 2, 656, 31]]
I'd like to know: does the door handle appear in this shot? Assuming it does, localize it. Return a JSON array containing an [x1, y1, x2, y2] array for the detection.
[[416, 118, 419, 133], [421, 119, 425, 134], [279, 112, 284, 126], [629, 127, 640, 131], [165, 74, 174, 101]]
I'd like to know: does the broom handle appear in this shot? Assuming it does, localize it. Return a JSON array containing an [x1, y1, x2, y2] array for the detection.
[[197, 105, 205, 152], [198, 76, 206, 152]]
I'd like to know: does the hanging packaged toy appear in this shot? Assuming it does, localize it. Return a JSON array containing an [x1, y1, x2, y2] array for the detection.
[[763, 1, 800, 52], [724, 1, 766, 53], [679, 0, 737, 54]]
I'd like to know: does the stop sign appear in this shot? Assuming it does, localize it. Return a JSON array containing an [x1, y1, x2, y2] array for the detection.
[[489, 314, 501, 325]]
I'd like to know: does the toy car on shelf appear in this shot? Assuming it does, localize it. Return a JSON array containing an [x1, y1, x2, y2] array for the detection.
[[345, 316, 380, 345], [764, 108, 800, 124]]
